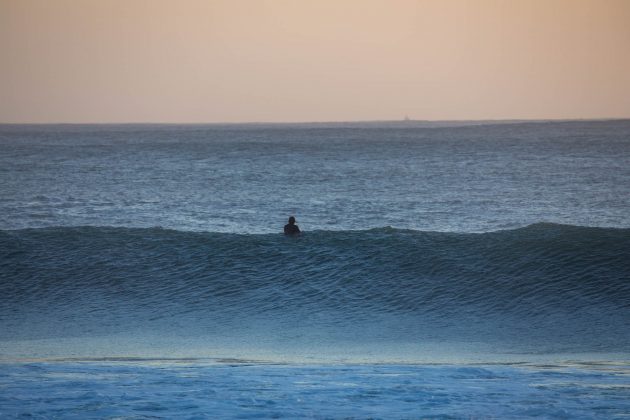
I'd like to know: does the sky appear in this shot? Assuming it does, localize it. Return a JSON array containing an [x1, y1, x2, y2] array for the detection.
[[1, 0, 629, 123]]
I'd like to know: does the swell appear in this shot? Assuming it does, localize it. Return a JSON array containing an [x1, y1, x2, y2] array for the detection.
[[1, 224, 629, 347]]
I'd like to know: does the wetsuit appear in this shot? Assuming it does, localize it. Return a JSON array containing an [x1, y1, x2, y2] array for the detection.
[[284, 223, 301, 235]]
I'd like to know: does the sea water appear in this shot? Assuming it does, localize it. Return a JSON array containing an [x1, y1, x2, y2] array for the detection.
[[1, 120, 629, 418]]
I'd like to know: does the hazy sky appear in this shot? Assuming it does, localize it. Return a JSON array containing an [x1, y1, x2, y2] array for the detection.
[[1, 0, 629, 123]]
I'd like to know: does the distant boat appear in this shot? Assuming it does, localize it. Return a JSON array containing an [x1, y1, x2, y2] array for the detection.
[[403, 115, 411, 122]]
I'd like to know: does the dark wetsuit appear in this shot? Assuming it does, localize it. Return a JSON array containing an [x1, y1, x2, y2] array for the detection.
[[284, 223, 301, 235]]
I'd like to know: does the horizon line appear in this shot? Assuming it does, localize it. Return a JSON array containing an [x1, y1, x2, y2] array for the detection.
[[1, 117, 629, 126]]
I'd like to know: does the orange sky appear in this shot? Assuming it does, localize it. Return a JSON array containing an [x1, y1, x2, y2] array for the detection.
[[1, 0, 629, 123]]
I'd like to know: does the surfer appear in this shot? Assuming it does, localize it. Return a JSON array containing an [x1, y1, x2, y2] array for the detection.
[[284, 216, 301, 235]]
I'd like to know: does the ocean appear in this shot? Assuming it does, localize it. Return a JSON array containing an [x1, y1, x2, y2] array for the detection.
[[1, 120, 629, 418]]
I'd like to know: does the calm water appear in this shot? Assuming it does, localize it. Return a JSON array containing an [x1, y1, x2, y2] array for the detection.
[[1, 120, 629, 418], [2, 120, 629, 233]]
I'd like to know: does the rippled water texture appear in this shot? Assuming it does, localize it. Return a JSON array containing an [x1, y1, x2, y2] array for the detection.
[[1, 120, 629, 233], [1, 224, 629, 362], [1, 361, 629, 419], [1, 121, 629, 418]]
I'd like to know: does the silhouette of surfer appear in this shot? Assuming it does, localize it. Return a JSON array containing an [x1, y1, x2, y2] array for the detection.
[[284, 216, 301, 235]]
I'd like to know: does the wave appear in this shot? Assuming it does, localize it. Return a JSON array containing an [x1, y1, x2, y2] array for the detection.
[[1, 223, 629, 352]]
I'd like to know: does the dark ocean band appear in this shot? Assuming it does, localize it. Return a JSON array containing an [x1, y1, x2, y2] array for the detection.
[[2, 223, 629, 354]]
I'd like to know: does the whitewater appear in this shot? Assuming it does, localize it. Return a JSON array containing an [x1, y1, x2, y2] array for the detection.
[[1, 121, 629, 418]]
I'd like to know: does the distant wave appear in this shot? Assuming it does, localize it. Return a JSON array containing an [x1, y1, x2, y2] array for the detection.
[[1, 223, 629, 350]]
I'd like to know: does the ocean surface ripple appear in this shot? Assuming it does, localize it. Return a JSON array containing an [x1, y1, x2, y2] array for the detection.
[[1, 223, 629, 361]]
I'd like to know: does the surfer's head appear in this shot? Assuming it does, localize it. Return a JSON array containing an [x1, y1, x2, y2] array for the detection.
[[288, 216, 296, 225]]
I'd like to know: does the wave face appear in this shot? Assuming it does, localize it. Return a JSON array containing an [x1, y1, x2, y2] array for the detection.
[[1, 223, 629, 359]]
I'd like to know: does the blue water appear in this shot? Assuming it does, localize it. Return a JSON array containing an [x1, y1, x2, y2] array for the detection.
[[1, 120, 629, 418], [2, 120, 629, 233], [1, 361, 629, 419]]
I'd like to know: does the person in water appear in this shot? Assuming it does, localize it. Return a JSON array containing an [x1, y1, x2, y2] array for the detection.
[[284, 216, 301, 235]]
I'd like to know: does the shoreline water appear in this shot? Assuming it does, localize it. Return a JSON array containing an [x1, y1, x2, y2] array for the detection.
[[1, 360, 629, 419]]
